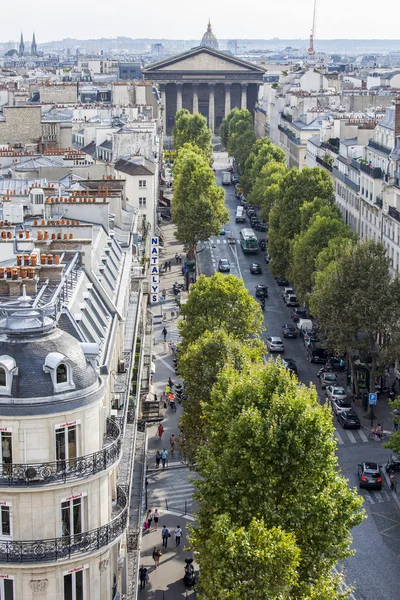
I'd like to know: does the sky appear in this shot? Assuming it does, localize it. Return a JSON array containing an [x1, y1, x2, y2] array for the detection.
[[4, 0, 400, 43]]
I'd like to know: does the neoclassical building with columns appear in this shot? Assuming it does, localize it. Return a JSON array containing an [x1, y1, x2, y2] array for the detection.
[[142, 24, 264, 135]]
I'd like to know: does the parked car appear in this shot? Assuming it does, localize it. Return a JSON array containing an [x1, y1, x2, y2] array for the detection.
[[331, 397, 353, 415], [282, 357, 297, 374], [267, 336, 285, 352], [326, 385, 347, 402], [218, 258, 230, 272], [303, 330, 319, 347], [291, 308, 308, 322], [318, 371, 337, 389], [264, 252, 271, 264], [250, 263, 263, 274], [282, 324, 297, 338], [358, 462, 383, 490], [220, 227, 226, 235], [275, 278, 290, 286], [285, 294, 299, 307], [282, 287, 294, 299], [255, 284, 268, 298], [326, 356, 346, 372], [254, 222, 267, 232], [307, 343, 328, 363], [259, 238, 267, 251], [337, 409, 360, 429]]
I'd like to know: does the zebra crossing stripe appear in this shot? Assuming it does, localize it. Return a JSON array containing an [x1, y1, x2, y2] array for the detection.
[[358, 429, 368, 442], [346, 431, 357, 444], [334, 431, 344, 445]]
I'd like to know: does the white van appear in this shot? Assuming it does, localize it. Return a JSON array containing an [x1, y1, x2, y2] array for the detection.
[[297, 318, 313, 334], [235, 206, 246, 223]]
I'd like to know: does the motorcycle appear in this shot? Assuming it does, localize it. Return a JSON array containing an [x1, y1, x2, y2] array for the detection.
[[183, 558, 196, 587], [260, 300, 265, 311], [386, 455, 400, 472]]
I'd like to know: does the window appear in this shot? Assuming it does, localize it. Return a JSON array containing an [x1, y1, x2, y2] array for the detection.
[[61, 496, 84, 538], [64, 567, 87, 600], [56, 364, 68, 384], [0, 504, 11, 537], [139, 197, 147, 208], [0, 577, 14, 600], [56, 424, 78, 463], [139, 180, 146, 188], [1, 432, 12, 471], [0, 369, 5, 387]]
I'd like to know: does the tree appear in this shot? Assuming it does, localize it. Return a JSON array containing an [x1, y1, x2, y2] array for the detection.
[[384, 396, 400, 455], [220, 108, 256, 169], [314, 237, 355, 274], [179, 273, 263, 349], [192, 360, 363, 597], [191, 515, 301, 600], [309, 241, 400, 395], [268, 168, 334, 277], [290, 213, 355, 301], [172, 109, 213, 163], [178, 330, 264, 465], [172, 144, 229, 258], [299, 197, 341, 232], [241, 137, 286, 195], [248, 160, 288, 214]]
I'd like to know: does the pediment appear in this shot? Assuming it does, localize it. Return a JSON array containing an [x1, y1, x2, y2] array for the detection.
[[143, 47, 265, 75]]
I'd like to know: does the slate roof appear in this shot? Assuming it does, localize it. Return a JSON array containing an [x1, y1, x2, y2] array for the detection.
[[114, 158, 156, 176], [99, 140, 112, 150], [81, 141, 97, 157], [379, 106, 395, 131], [0, 328, 97, 399]]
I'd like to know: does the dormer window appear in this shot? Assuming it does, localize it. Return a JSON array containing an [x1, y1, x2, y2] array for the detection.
[[0, 356, 18, 396], [43, 352, 75, 393]]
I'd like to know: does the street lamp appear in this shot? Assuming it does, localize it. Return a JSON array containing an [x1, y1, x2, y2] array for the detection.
[[145, 477, 148, 509]]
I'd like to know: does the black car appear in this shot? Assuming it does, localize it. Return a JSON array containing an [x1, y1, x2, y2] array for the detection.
[[254, 222, 267, 232], [255, 284, 268, 298], [308, 343, 328, 364], [303, 330, 319, 347], [283, 357, 298, 375], [358, 462, 383, 490], [250, 263, 263, 274], [291, 308, 308, 322], [259, 239, 267, 251], [282, 324, 297, 338], [275, 278, 290, 286], [327, 357, 346, 372], [337, 409, 361, 429]]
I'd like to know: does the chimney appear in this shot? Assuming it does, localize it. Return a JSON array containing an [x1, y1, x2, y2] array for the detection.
[[395, 96, 400, 141]]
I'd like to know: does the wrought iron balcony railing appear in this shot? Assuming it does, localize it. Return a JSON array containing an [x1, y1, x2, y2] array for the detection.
[[0, 486, 128, 563], [0, 418, 121, 487]]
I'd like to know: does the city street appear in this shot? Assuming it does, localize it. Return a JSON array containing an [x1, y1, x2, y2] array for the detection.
[[195, 152, 400, 600]]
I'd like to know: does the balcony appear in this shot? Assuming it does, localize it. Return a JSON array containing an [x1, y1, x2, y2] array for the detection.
[[332, 167, 360, 192], [0, 485, 128, 563], [375, 195, 383, 209], [316, 155, 333, 172], [389, 205, 400, 223], [368, 140, 392, 156], [321, 140, 339, 155], [278, 124, 300, 145], [359, 162, 383, 179], [281, 112, 292, 123], [0, 418, 121, 487]]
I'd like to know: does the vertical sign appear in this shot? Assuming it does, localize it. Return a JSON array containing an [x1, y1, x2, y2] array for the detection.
[[150, 237, 159, 304]]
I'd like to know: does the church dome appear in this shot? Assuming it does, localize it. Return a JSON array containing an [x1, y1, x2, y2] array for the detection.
[[200, 20, 219, 50]]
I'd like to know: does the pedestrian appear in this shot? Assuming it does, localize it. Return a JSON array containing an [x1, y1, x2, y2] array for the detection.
[[161, 525, 170, 547], [162, 288, 166, 299], [154, 391, 158, 402], [147, 509, 153, 530], [161, 448, 168, 468], [170, 434, 176, 453], [390, 471, 397, 491], [152, 546, 162, 568], [174, 525, 183, 546], [168, 376, 174, 388], [139, 565, 148, 590], [162, 326, 167, 342], [157, 423, 164, 439], [175, 253, 179, 263], [155, 450, 161, 468], [164, 261, 168, 271], [168, 260, 172, 271], [154, 508, 160, 529]]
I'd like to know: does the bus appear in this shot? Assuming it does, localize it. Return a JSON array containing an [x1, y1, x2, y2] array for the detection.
[[235, 206, 246, 223], [240, 228, 259, 253]]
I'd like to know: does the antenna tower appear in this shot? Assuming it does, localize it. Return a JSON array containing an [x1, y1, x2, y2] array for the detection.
[[308, 0, 317, 61]]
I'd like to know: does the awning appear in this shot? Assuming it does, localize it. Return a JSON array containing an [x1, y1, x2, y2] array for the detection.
[[151, 361, 156, 374]]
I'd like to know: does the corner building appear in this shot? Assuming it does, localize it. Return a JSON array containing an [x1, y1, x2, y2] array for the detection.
[[0, 290, 125, 599]]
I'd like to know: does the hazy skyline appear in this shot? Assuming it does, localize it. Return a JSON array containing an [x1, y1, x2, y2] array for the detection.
[[3, 0, 400, 44]]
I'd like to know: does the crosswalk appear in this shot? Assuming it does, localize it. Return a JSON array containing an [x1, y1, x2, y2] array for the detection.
[[211, 238, 237, 244], [334, 428, 370, 445], [148, 475, 195, 513], [360, 488, 393, 505]]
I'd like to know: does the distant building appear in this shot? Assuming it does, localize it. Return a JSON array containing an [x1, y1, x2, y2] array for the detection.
[[31, 31, 37, 56], [200, 20, 219, 51], [119, 62, 141, 81], [18, 32, 24, 57]]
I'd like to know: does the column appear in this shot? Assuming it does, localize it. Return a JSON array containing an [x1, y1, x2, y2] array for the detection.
[[192, 83, 199, 114], [241, 83, 248, 110], [208, 84, 215, 134], [160, 84, 166, 133], [176, 83, 183, 113], [224, 84, 231, 117]]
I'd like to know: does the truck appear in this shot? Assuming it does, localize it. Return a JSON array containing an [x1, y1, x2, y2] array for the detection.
[[235, 206, 246, 223], [222, 171, 232, 185]]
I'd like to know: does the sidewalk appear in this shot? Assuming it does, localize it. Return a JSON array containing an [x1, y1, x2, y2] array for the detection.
[[137, 214, 198, 597]]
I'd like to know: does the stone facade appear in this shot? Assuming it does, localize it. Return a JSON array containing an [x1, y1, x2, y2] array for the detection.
[[0, 106, 42, 148], [40, 85, 78, 105]]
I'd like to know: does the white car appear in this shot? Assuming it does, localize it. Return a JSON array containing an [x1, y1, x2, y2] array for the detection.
[[331, 396, 352, 415], [267, 336, 285, 352], [326, 386, 348, 403], [218, 258, 230, 272], [282, 287, 294, 299]]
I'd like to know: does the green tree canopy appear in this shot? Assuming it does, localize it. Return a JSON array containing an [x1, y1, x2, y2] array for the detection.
[[248, 160, 288, 215], [241, 137, 286, 194], [290, 213, 355, 301], [172, 144, 229, 258], [314, 237, 355, 274], [172, 109, 213, 162], [192, 360, 363, 596], [299, 197, 341, 232], [179, 273, 263, 349], [309, 241, 400, 393], [268, 167, 334, 277], [178, 330, 264, 465], [220, 108, 256, 169]]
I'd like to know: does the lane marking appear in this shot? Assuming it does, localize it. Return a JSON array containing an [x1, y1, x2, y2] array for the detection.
[[358, 429, 368, 442], [334, 431, 344, 445], [346, 430, 357, 444]]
